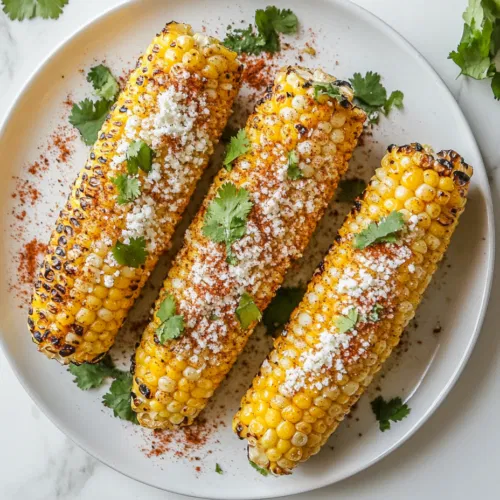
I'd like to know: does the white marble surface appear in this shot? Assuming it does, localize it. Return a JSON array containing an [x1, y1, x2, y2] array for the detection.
[[1, 0, 499, 498]]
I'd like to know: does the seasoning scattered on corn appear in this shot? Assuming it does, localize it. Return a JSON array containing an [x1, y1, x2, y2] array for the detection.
[[233, 143, 472, 475], [131, 66, 366, 429], [28, 22, 242, 364]]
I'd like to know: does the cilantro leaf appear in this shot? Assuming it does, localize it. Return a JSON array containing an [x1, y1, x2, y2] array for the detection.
[[202, 183, 253, 265], [264, 6, 298, 34], [263, 286, 305, 335], [353, 211, 405, 250], [371, 396, 411, 432], [335, 308, 359, 334], [111, 174, 141, 204], [249, 460, 269, 476], [236, 292, 262, 329], [223, 25, 267, 55], [349, 71, 387, 107], [102, 373, 138, 424], [287, 150, 303, 180], [313, 82, 343, 102], [336, 178, 367, 203], [155, 294, 185, 343], [87, 64, 119, 101], [492, 72, 500, 99], [224, 129, 250, 170], [68, 355, 121, 390], [127, 140, 154, 174], [112, 237, 147, 268], [368, 304, 384, 322], [69, 98, 110, 146], [1, 0, 68, 20], [215, 463, 223, 474], [383, 90, 405, 115]]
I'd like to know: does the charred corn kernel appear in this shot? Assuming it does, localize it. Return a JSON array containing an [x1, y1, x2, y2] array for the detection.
[[132, 66, 366, 429], [234, 143, 472, 475], [28, 23, 242, 365]]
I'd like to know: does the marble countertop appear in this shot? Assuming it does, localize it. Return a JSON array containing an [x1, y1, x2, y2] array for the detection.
[[1, 0, 499, 499]]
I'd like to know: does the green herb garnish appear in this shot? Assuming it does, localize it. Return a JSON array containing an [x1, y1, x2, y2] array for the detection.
[[112, 237, 147, 268], [102, 373, 138, 424], [368, 304, 384, 322], [449, 0, 500, 99], [263, 287, 305, 335], [349, 72, 404, 123], [335, 308, 359, 334], [202, 183, 253, 265], [336, 178, 367, 203], [87, 64, 120, 101], [68, 355, 121, 390], [69, 98, 110, 146], [127, 140, 154, 174], [353, 211, 405, 250], [223, 6, 298, 55], [215, 463, 223, 474], [286, 150, 302, 180], [155, 294, 185, 343], [236, 292, 262, 329], [249, 460, 269, 476], [111, 174, 141, 204], [313, 82, 343, 102], [224, 129, 250, 170], [1, 0, 68, 20], [371, 396, 411, 432]]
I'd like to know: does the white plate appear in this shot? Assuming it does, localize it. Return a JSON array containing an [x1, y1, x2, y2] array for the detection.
[[0, 0, 494, 498]]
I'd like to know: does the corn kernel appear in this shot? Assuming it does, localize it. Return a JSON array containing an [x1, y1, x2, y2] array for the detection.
[[276, 420, 296, 439]]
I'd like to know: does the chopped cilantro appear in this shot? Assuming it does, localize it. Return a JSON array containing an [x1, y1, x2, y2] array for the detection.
[[287, 150, 302, 180], [349, 72, 404, 123], [1, 0, 68, 20], [353, 211, 405, 250], [112, 237, 147, 268], [68, 355, 121, 390], [249, 460, 269, 476], [87, 64, 119, 101], [102, 373, 138, 424], [111, 174, 141, 204], [224, 129, 250, 170], [127, 140, 154, 174], [236, 292, 262, 329], [223, 6, 298, 55], [449, 0, 500, 99], [371, 396, 411, 432], [313, 82, 343, 102], [155, 294, 185, 344], [69, 98, 110, 146], [335, 308, 359, 334], [368, 304, 384, 322], [263, 286, 305, 335], [336, 178, 367, 203], [202, 183, 253, 265], [215, 463, 223, 474]]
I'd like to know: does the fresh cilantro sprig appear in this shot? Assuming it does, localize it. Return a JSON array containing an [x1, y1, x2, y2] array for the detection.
[[353, 211, 405, 250], [68, 355, 121, 390], [224, 129, 250, 171], [371, 396, 411, 432], [349, 72, 404, 123], [102, 373, 138, 424], [335, 308, 359, 334], [336, 178, 367, 203], [111, 174, 140, 204], [155, 294, 185, 343], [69, 98, 110, 146], [449, 0, 500, 99], [1, 0, 68, 20], [112, 237, 147, 268], [202, 183, 253, 265], [287, 150, 303, 180], [263, 286, 305, 335], [223, 6, 298, 55], [70, 65, 119, 145], [236, 292, 262, 329], [313, 82, 344, 102], [127, 140, 153, 174], [249, 460, 269, 476]]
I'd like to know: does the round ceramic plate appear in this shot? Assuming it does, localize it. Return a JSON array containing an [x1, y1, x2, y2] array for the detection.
[[0, 0, 494, 498]]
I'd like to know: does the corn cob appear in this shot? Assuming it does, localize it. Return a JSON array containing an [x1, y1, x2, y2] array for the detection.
[[131, 66, 367, 429], [233, 143, 473, 475], [28, 23, 242, 364]]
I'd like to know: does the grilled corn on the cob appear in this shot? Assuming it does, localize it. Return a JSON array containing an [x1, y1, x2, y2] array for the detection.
[[131, 66, 366, 429], [233, 143, 472, 475], [28, 23, 242, 364]]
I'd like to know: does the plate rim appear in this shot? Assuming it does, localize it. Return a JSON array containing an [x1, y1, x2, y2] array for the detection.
[[0, 0, 495, 498]]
